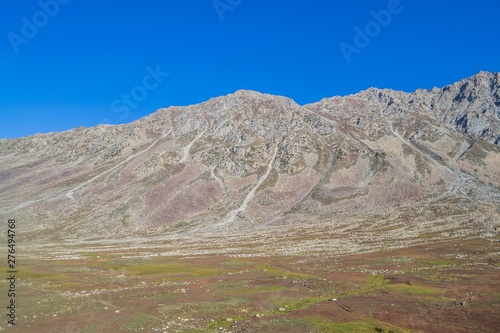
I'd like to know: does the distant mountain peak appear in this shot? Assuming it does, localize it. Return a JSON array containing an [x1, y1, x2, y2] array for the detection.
[[1, 72, 499, 241]]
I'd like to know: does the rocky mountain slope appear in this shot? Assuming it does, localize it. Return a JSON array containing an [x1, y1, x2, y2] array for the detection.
[[1, 71, 499, 249]]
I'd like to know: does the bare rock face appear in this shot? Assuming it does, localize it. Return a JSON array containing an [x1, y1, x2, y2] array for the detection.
[[0, 72, 499, 243]]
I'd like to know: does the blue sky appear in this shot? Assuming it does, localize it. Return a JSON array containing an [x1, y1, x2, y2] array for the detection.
[[1, 0, 499, 139]]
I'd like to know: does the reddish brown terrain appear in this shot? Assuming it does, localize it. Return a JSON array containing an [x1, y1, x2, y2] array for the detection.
[[0, 71, 499, 332], [10, 237, 500, 332]]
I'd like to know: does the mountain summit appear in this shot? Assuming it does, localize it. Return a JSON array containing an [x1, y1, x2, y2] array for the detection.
[[1, 72, 499, 249]]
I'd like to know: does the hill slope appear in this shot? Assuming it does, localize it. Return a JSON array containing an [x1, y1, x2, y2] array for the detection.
[[1, 72, 499, 251]]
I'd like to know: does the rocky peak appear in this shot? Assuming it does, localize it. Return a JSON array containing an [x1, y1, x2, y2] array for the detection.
[[436, 71, 500, 144], [305, 71, 500, 145], [1, 72, 499, 240]]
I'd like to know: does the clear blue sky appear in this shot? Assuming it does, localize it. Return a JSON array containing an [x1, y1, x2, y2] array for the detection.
[[1, 0, 499, 139]]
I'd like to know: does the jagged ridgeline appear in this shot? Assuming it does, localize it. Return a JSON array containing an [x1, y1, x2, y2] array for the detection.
[[1, 71, 499, 242]]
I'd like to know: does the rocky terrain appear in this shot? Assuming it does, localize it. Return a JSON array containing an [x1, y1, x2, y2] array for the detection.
[[1, 71, 499, 246], [0, 71, 499, 332]]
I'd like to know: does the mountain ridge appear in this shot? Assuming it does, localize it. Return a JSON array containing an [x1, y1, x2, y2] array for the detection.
[[1, 71, 499, 249], [2, 71, 499, 144]]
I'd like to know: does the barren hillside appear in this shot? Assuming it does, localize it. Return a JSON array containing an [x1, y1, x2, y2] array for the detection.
[[1, 71, 499, 253]]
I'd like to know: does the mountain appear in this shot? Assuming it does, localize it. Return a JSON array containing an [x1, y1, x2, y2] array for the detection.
[[1, 71, 499, 251]]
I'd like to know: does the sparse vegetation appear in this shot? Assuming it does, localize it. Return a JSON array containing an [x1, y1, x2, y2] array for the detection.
[[9, 238, 498, 332]]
